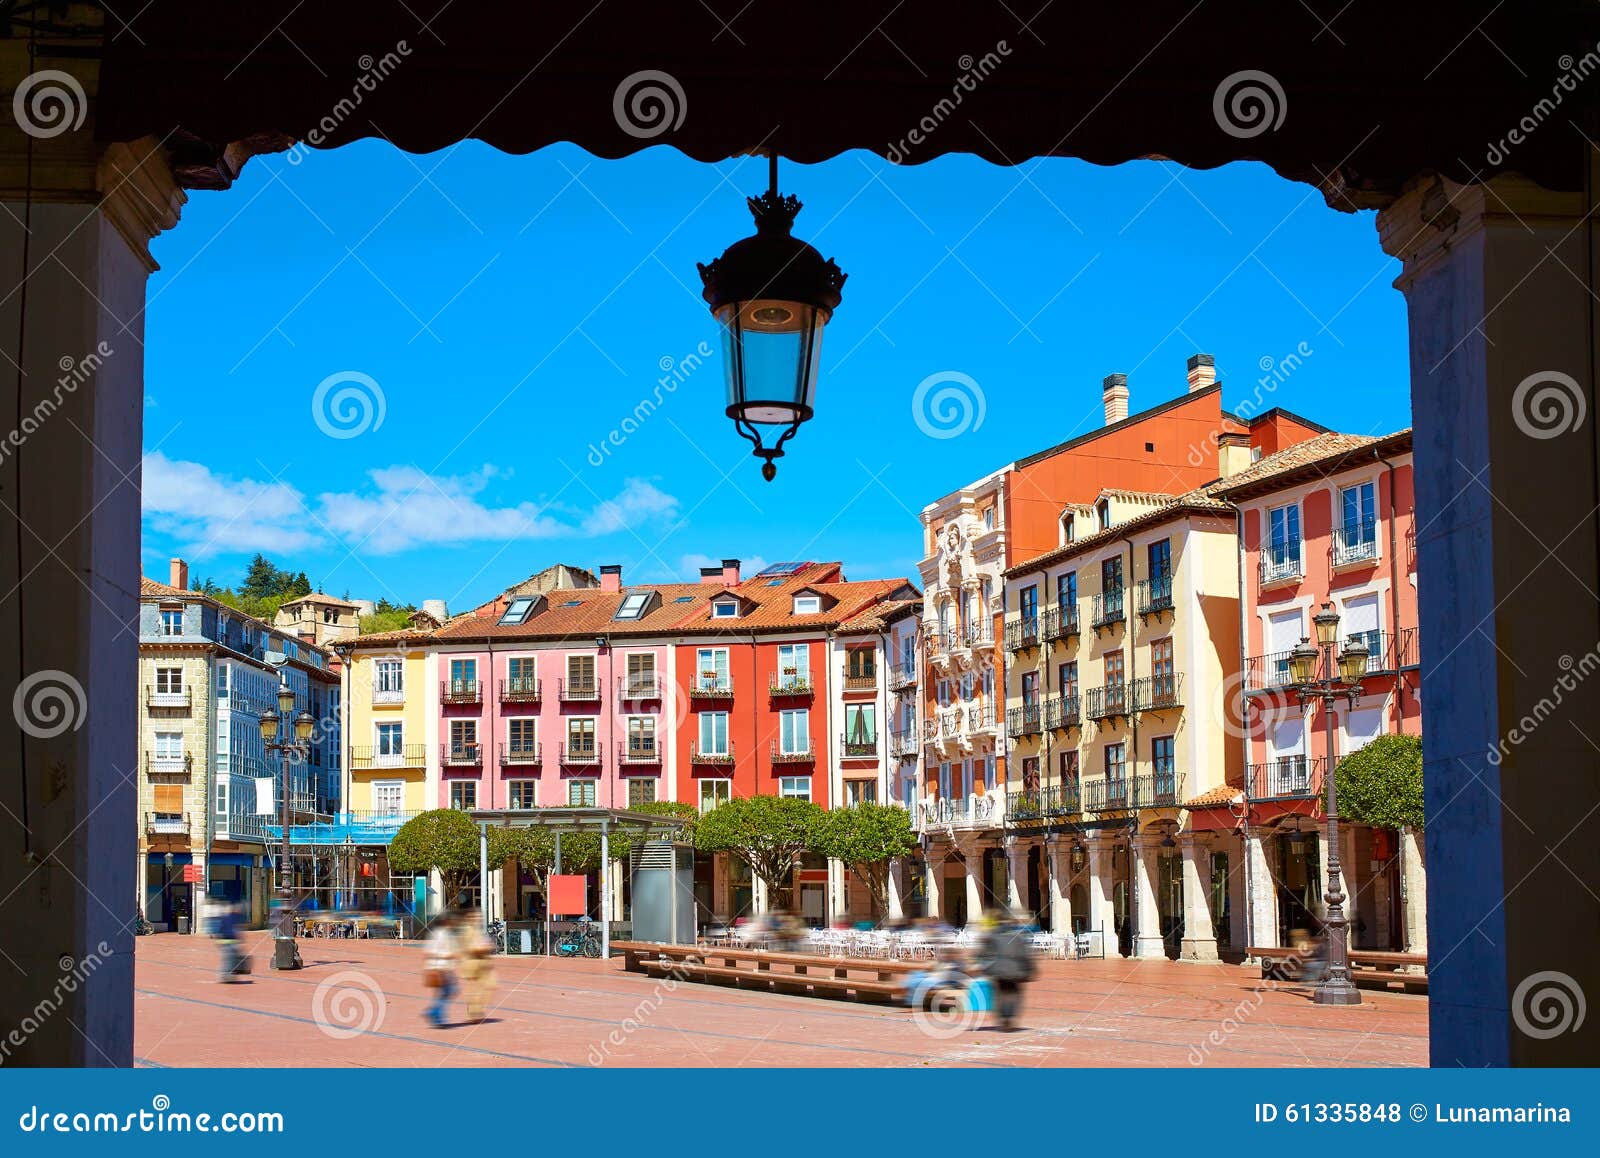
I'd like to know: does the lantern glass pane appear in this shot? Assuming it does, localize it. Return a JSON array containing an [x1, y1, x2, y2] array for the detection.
[[717, 301, 824, 423], [259, 712, 279, 743], [1288, 647, 1317, 685]]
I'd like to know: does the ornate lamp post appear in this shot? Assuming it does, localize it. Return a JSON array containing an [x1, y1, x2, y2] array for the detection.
[[1287, 601, 1370, 1006], [698, 153, 847, 480], [260, 682, 315, 970]]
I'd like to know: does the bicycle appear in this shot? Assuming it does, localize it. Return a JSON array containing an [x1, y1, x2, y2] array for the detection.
[[555, 918, 603, 959]]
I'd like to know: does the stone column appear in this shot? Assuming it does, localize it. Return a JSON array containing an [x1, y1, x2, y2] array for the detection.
[[1244, 828, 1279, 952], [1378, 172, 1600, 1065], [1130, 835, 1165, 958], [1045, 835, 1072, 935], [1084, 835, 1117, 955], [923, 849, 942, 920], [827, 857, 846, 922], [1400, 827, 1427, 957], [1004, 837, 1028, 915], [963, 845, 984, 924], [1178, 834, 1218, 961], [887, 856, 905, 920]]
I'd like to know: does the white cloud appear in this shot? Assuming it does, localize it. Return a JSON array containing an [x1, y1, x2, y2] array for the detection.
[[141, 454, 681, 560]]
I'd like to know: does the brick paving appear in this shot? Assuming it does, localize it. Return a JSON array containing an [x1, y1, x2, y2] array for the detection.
[[134, 932, 1428, 1068]]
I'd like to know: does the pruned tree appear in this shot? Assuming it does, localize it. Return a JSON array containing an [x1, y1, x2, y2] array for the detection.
[[1334, 734, 1424, 831], [388, 809, 513, 903], [693, 795, 823, 910], [811, 802, 918, 916]]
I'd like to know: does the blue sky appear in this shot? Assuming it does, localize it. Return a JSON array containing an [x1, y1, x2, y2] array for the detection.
[[141, 141, 1409, 613]]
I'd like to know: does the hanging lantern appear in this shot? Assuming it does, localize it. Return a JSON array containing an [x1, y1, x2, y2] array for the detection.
[[698, 154, 847, 480]]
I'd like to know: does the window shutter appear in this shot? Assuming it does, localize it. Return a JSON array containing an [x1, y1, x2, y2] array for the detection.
[[154, 785, 184, 813]]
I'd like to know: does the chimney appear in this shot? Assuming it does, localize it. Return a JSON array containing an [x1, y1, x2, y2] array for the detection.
[[721, 558, 741, 586], [1217, 432, 1253, 478], [169, 557, 189, 590], [1187, 352, 1217, 392], [699, 566, 723, 585], [1102, 373, 1129, 425], [599, 564, 623, 592]]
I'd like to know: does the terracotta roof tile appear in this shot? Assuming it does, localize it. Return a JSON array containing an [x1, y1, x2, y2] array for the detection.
[[1212, 430, 1410, 496], [1184, 785, 1244, 809], [1004, 485, 1233, 577]]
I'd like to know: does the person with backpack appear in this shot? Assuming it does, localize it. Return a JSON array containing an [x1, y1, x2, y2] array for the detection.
[[973, 908, 1037, 1032]]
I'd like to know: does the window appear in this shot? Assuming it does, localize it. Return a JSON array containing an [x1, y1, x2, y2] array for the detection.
[[699, 779, 731, 813], [960, 672, 974, 700], [1150, 638, 1175, 691], [1097, 498, 1111, 531], [449, 658, 477, 694], [508, 781, 537, 809], [499, 598, 537, 623], [712, 600, 739, 619], [507, 656, 536, 695], [696, 648, 730, 691], [567, 654, 595, 693], [507, 717, 537, 756], [449, 719, 478, 755], [1267, 609, 1303, 685], [1151, 735, 1175, 776], [628, 778, 657, 807], [1267, 503, 1301, 578], [1339, 481, 1378, 560], [983, 506, 995, 530], [936, 678, 950, 707], [779, 776, 811, 801], [160, 608, 183, 636], [376, 722, 405, 760], [1018, 584, 1038, 622], [698, 711, 729, 756], [900, 634, 915, 672], [567, 718, 597, 755], [215, 664, 229, 703], [1343, 593, 1383, 668], [1057, 571, 1077, 617], [938, 761, 953, 800], [1343, 707, 1384, 753], [1104, 649, 1125, 685], [1105, 742, 1127, 787], [1101, 555, 1123, 595], [615, 592, 651, 620], [1021, 670, 1039, 707], [568, 779, 597, 807], [792, 594, 821, 614], [847, 780, 877, 805], [1060, 661, 1078, 700], [843, 705, 875, 747], [779, 709, 810, 754], [450, 781, 477, 810], [373, 780, 404, 814], [374, 659, 404, 699], [154, 667, 183, 694], [627, 716, 656, 757], [846, 648, 876, 681], [1062, 511, 1075, 543], [1060, 750, 1080, 790], [153, 732, 184, 763], [1148, 538, 1171, 581], [776, 643, 810, 689]]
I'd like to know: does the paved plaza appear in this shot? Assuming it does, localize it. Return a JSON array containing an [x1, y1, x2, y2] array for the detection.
[[132, 934, 1427, 1068]]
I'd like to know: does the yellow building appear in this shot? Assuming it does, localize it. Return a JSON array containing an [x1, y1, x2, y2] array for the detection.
[[337, 629, 437, 820], [1002, 485, 1242, 961]]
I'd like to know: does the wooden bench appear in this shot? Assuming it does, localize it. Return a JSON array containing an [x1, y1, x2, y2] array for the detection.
[[613, 941, 915, 1004], [1249, 945, 1428, 992]]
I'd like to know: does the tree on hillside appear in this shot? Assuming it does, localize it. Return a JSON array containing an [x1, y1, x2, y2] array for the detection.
[[694, 795, 823, 910], [811, 802, 918, 916], [291, 571, 312, 596], [1334, 734, 1424, 831]]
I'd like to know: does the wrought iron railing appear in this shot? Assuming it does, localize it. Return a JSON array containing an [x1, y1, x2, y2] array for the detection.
[[968, 704, 997, 731], [1043, 606, 1079, 642], [1083, 773, 1130, 811], [619, 675, 660, 701], [441, 743, 482, 766], [1133, 672, 1183, 711], [840, 733, 878, 757], [352, 745, 426, 769], [964, 623, 994, 648], [690, 674, 734, 698], [1259, 541, 1303, 584], [1396, 626, 1421, 669], [889, 727, 920, 757], [145, 686, 191, 709], [1247, 755, 1325, 799], [499, 676, 541, 703], [560, 677, 600, 701], [1006, 703, 1043, 737], [1134, 770, 1183, 808], [691, 742, 735, 764], [888, 662, 918, 690], [1045, 694, 1081, 731], [559, 741, 602, 766], [1135, 573, 1174, 616], [1006, 615, 1040, 651], [1006, 782, 1082, 822], [145, 752, 192, 775], [1333, 518, 1379, 565], [145, 811, 190, 836], [1085, 682, 1130, 720], [1243, 650, 1297, 693], [842, 669, 878, 692], [499, 741, 542, 766], [620, 741, 661, 764], [770, 671, 813, 696], [371, 686, 405, 705], [441, 679, 481, 704], [1092, 590, 1125, 629], [770, 739, 815, 763]]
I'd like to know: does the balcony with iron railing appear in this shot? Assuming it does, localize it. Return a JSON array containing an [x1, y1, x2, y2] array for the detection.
[[840, 732, 878, 758], [1083, 772, 1130, 811], [1135, 573, 1174, 618], [1243, 650, 1297, 693], [1259, 541, 1303, 586], [441, 679, 482, 705], [691, 742, 736, 765], [352, 744, 426, 770], [145, 751, 192, 775], [690, 674, 734, 699], [968, 703, 997, 732], [371, 685, 405, 706], [145, 685, 191, 709], [618, 675, 660, 701], [499, 740, 542, 766], [145, 811, 190, 836], [1247, 755, 1326, 799], [620, 740, 661, 764], [1045, 693, 1081, 731], [1085, 682, 1130, 721], [888, 662, 918, 691], [1396, 626, 1421, 669], [560, 677, 601, 702], [1134, 770, 1183, 808], [770, 739, 815, 764], [1006, 702, 1043, 738], [1043, 605, 1079, 643], [1092, 590, 1126, 630], [964, 623, 994, 649], [1332, 518, 1379, 566], [560, 741, 603, 766], [1006, 782, 1083, 822], [1133, 672, 1183, 712], [916, 794, 1003, 830], [889, 727, 920, 758], [769, 671, 813, 697], [842, 666, 878, 693], [441, 743, 483, 766], [499, 676, 541, 703], [926, 628, 957, 662], [1005, 615, 1040, 652]]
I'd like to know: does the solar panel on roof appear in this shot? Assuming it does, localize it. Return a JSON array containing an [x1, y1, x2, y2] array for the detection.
[[754, 561, 807, 577]]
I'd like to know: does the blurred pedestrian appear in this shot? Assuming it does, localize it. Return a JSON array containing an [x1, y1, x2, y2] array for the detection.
[[214, 900, 247, 983], [458, 909, 498, 1023], [973, 908, 1036, 1032], [422, 911, 460, 1028]]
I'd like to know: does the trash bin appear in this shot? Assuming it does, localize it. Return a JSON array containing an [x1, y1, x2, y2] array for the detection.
[[177, 916, 190, 935]]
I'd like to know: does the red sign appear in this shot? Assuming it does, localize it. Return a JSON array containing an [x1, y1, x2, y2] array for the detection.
[[547, 874, 587, 916], [797, 869, 829, 883], [181, 865, 202, 883]]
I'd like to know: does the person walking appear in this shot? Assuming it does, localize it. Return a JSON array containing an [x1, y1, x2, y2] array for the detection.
[[974, 908, 1036, 1032], [422, 911, 460, 1028], [457, 909, 497, 1024], [214, 901, 246, 983]]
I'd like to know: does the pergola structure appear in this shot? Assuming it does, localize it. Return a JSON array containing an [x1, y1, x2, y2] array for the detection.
[[2, 2, 1598, 1065]]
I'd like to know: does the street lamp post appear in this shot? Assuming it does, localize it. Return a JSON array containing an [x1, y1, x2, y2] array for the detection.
[[1287, 601, 1370, 1007], [260, 682, 315, 971]]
